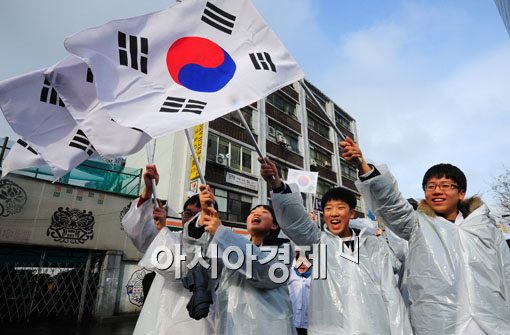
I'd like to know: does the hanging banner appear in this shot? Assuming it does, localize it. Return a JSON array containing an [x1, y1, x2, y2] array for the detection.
[[189, 124, 204, 181]]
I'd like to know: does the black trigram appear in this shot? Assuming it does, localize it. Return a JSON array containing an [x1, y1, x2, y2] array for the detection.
[[249, 52, 276, 72], [40, 78, 65, 107], [118, 31, 148, 74], [69, 130, 95, 156], [201, 2, 236, 35], [159, 97, 207, 115], [86, 68, 94, 83], [17, 139, 37, 155], [109, 118, 143, 133]]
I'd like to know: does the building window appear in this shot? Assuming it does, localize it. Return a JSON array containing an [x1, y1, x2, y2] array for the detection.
[[310, 145, 332, 169], [355, 195, 363, 213], [308, 114, 330, 138], [213, 188, 253, 224], [316, 180, 334, 202], [222, 107, 254, 130], [268, 121, 299, 153], [207, 133, 252, 173], [267, 91, 296, 118], [335, 109, 351, 131], [341, 163, 357, 181], [275, 162, 289, 181], [306, 86, 328, 111]]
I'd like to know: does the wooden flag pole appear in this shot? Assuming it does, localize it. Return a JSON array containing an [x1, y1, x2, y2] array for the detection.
[[145, 141, 160, 209], [184, 128, 206, 185], [236, 110, 275, 181]]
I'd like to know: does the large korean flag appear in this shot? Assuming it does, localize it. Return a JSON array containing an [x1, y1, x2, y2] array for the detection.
[[64, 0, 304, 138], [0, 70, 95, 179], [45, 56, 152, 159]]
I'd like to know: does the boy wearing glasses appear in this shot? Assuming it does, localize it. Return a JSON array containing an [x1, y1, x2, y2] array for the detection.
[[341, 137, 510, 335]]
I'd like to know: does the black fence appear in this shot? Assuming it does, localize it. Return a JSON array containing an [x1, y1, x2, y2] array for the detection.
[[0, 245, 104, 323]]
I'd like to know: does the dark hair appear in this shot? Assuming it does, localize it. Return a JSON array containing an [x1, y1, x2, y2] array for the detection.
[[422, 164, 467, 192], [183, 194, 219, 211], [249, 204, 280, 236], [407, 198, 418, 210], [321, 187, 357, 210]]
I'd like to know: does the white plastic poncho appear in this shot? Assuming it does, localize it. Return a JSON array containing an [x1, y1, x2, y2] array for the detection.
[[349, 217, 378, 235], [184, 224, 296, 335], [122, 199, 214, 335], [385, 227, 410, 307], [271, 185, 412, 335], [356, 165, 510, 335], [288, 267, 311, 329]]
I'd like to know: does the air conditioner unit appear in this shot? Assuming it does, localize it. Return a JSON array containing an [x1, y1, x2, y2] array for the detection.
[[216, 154, 228, 166], [276, 133, 288, 146], [310, 159, 318, 166]]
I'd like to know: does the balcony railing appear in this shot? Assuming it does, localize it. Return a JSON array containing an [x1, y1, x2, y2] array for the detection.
[[266, 103, 301, 134], [308, 129, 333, 152], [266, 140, 303, 167], [311, 164, 337, 183], [209, 117, 258, 145]]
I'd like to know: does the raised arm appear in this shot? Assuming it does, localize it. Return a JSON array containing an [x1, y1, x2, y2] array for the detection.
[[340, 137, 418, 240], [122, 164, 163, 252], [259, 157, 321, 247], [140, 164, 159, 204]]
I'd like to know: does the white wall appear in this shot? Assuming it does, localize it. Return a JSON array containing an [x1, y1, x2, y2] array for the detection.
[[125, 131, 192, 217], [0, 175, 144, 260]]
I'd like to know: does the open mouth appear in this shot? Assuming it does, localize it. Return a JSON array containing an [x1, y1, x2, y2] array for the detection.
[[251, 217, 262, 225], [432, 198, 446, 204], [330, 219, 341, 228]]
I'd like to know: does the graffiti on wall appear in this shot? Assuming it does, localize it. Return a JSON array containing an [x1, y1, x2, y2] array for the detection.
[[0, 179, 27, 217], [119, 202, 132, 231], [47, 207, 95, 244]]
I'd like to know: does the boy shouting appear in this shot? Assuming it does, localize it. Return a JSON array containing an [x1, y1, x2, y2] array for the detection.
[[260, 158, 411, 334]]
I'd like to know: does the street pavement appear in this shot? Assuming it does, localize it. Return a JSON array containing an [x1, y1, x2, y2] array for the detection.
[[2, 315, 137, 335]]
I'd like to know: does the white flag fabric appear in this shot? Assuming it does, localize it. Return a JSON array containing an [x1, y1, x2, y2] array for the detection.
[[287, 169, 319, 194], [0, 69, 94, 179], [45, 56, 152, 159], [1, 139, 46, 177], [64, 0, 304, 138]]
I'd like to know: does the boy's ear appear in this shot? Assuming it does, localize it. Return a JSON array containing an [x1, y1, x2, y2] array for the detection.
[[458, 189, 466, 201], [271, 223, 279, 231], [349, 209, 356, 219]]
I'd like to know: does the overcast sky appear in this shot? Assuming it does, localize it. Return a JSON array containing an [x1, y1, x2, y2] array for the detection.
[[1, 0, 509, 214]]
